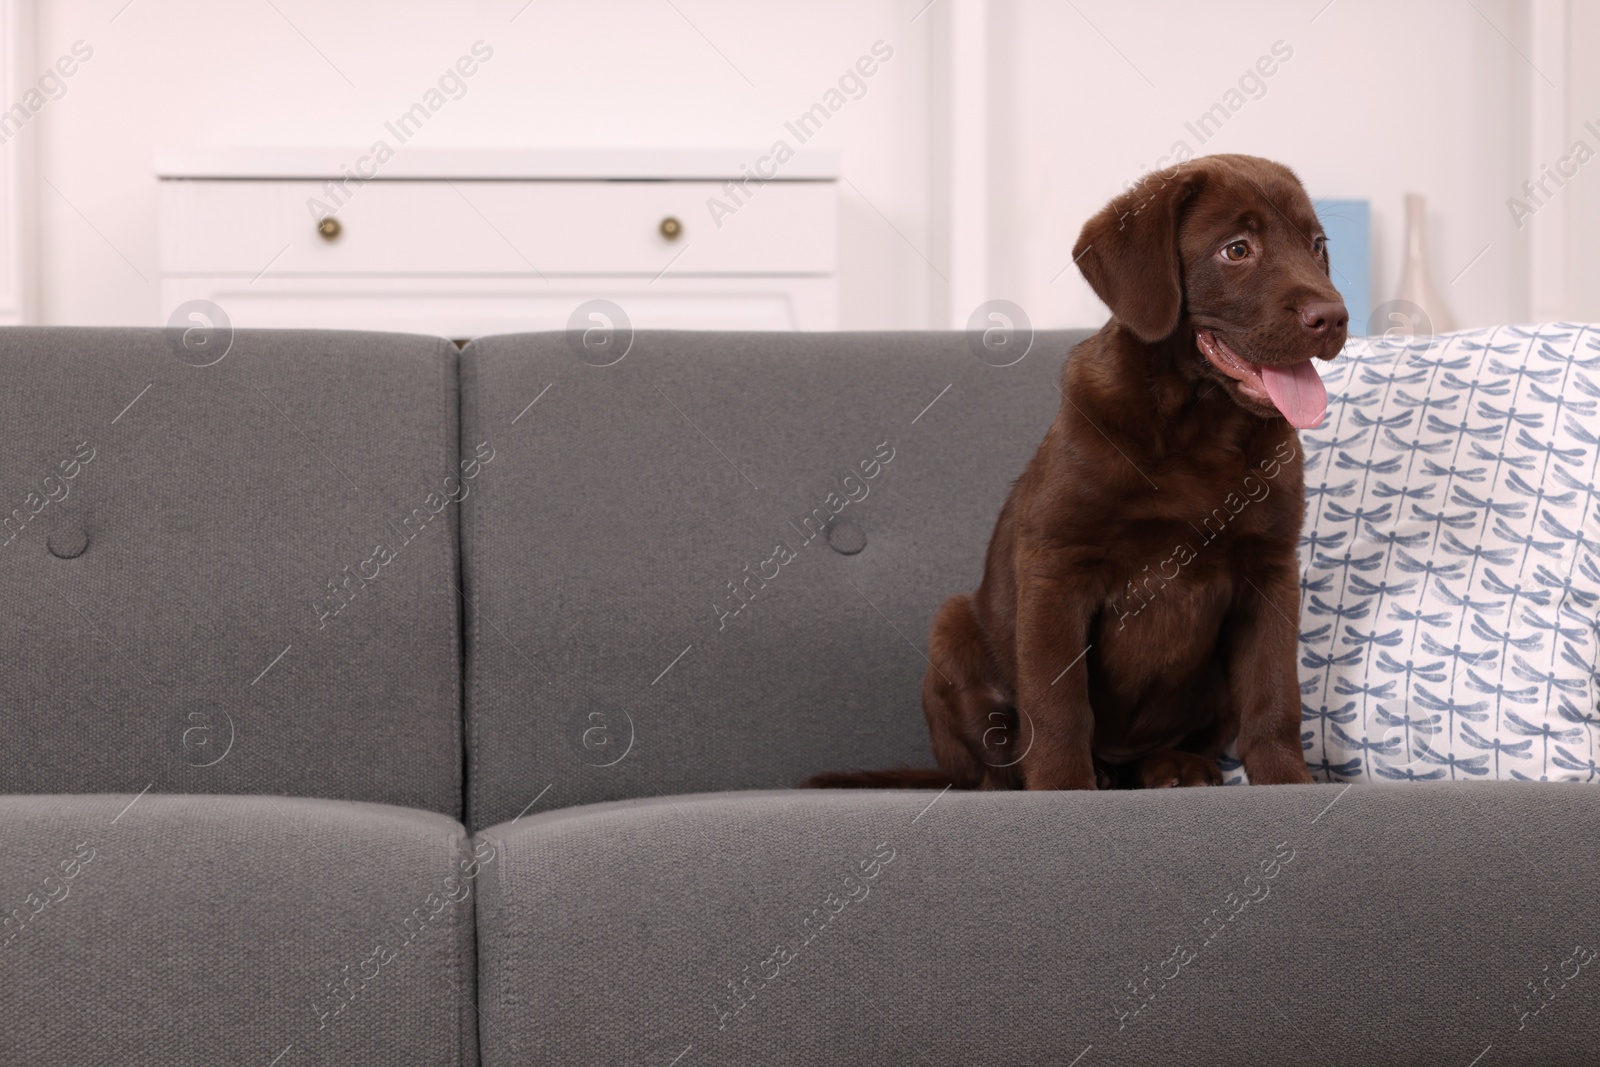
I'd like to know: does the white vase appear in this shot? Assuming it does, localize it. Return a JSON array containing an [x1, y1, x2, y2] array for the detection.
[[1393, 192, 1455, 334]]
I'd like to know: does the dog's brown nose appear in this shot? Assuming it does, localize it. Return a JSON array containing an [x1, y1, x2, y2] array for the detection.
[[1299, 300, 1349, 338]]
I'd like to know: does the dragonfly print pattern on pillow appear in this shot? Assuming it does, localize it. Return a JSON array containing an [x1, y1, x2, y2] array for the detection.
[[1222, 324, 1600, 785]]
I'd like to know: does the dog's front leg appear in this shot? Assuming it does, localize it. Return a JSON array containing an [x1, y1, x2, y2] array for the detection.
[[1227, 562, 1313, 785], [1014, 574, 1099, 790]]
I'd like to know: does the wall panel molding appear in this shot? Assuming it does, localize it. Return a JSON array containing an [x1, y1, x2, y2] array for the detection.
[[1526, 0, 1569, 322], [939, 0, 988, 328], [0, 0, 34, 324]]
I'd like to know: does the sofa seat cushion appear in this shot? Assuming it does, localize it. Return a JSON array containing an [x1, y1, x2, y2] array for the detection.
[[476, 784, 1598, 1066], [1285, 325, 1600, 785], [0, 793, 486, 1066]]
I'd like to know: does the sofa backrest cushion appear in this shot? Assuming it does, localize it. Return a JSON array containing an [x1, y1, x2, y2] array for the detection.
[[460, 329, 1093, 827], [0, 328, 466, 815]]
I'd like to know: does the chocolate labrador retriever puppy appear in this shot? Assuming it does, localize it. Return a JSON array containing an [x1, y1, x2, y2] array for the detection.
[[806, 153, 1342, 790]]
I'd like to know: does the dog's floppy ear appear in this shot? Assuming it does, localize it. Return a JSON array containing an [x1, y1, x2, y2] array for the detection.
[[1072, 165, 1204, 343]]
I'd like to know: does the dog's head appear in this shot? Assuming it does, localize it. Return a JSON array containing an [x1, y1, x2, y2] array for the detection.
[[1073, 153, 1346, 429]]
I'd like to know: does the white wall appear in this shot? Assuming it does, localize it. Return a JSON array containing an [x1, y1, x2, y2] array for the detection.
[[990, 0, 1530, 333], [19, 0, 1584, 330]]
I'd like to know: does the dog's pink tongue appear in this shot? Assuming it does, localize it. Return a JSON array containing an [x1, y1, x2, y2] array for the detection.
[[1259, 361, 1327, 429]]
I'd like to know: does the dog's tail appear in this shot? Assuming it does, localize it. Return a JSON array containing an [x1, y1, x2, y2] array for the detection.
[[798, 767, 957, 789]]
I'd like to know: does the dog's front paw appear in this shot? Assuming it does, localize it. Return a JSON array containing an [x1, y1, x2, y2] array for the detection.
[[1020, 760, 1100, 790], [1241, 746, 1314, 785], [1094, 761, 1117, 791], [1135, 751, 1223, 789]]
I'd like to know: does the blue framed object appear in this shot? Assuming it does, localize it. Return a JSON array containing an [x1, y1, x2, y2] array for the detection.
[[1315, 199, 1371, 336]]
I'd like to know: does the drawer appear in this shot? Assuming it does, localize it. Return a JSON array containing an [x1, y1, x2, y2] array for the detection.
[[158, 179, 836, 277]]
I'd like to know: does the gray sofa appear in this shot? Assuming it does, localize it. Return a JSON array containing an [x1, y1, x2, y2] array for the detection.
[[3, 326, 1594, 1066]]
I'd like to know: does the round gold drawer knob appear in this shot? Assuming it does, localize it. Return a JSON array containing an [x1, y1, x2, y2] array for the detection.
[[317, 216, 342, 242], [659, 216, 682, 241]]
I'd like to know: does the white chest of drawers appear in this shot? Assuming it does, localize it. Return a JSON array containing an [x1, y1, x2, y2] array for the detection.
[[156, 148, 839, 336]]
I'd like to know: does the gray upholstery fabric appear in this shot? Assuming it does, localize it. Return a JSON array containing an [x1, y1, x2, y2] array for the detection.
[[0, 793, 482, 1065], [460, 329, 1095, 827], [0, 329, 464, 815], [475, 783, 1599, 1066]]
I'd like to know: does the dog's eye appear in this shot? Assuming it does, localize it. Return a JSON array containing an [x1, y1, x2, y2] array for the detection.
[[1221, 241, 1251, 262], [1313, 236, 1328, 256]]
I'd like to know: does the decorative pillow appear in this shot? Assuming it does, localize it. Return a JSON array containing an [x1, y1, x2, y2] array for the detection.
[[1224, 324, 1600, 784]]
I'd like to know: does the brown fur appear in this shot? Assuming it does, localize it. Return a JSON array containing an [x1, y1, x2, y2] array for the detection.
[[805, 154, 1345, 791]]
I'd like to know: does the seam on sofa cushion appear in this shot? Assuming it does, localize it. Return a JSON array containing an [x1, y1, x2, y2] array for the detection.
[[451, 337, 470, 837], [461, 340, 484, 832], [452, 831, 469, 1067], [428, 820, 476, 1067], [492, 827, 515, 1061], [436, 336, 465, 822]]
